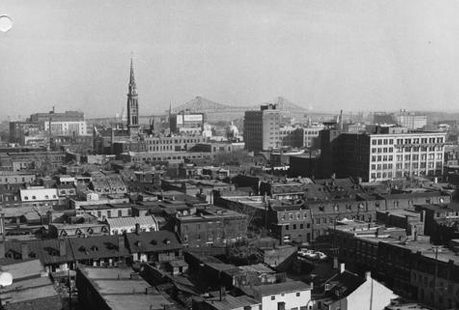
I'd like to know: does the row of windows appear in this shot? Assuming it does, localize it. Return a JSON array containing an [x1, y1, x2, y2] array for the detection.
[[23, 194, 57, 200], [371, 155, 394, 162], [396, 146, 443, 152], [371, 163, 393, 170], [395, 162, 442, 169], [371, 153, 442, 163], [396, 154, 442, 161], [146, 138, 202, 144], [371, 169, 441, 179], [371, 147, 394, 154], [395, 137, 444, 145], [0, 176, 32, 183], [132, 154, 210, 162], [371, 137, 444, 146]]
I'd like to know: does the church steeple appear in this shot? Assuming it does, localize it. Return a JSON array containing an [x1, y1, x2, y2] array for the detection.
[[129, 58, 137, 95], [127, 57, 139, 137]]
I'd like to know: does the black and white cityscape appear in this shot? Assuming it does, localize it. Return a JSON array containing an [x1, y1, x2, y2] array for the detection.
[[1, 1, 459, 310]]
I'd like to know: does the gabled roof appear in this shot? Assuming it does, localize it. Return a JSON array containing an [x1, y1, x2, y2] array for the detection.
[[125, 231, 182, 254], [323, 270, 366, 300], [4, 239, 73, 265]]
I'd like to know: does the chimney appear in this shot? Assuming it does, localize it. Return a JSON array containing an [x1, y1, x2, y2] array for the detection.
[[21, 243, 29, 260], [135, 223, 141, 235], [365, 271, 371, 280], [339, 263, 345, 274], [59, 238, 66, 256], [333, 257, 339, 269], [0, 241, 4, 259], [219, 286, 226, 301], [413, 228, 418, 241], [0, 213, 5, 239], [118, 235, 125, 250]]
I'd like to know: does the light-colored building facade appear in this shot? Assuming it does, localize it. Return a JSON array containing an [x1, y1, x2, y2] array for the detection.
[[44, 120, 88, 136], [368, 131, 446, 181], [396, 111, 427, 130], [244, 281, 312, 310], [105, 215, 158, 235], [333, 127, 446, 182], [244, 104, 281, 152]]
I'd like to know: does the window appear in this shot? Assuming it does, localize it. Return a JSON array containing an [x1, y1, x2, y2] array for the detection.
[[271, 296, 275, 300], [296, 292, 301, 297]]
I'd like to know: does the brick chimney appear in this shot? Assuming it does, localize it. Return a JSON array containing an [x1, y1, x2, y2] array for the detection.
[[59, 239, 66, 256], [21, 243, 29, 260], [118, 234, 125, 250], [0, 241, 5, 259]]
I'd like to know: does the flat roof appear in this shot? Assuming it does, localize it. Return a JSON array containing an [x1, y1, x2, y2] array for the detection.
[[103, 294, 173, 310]]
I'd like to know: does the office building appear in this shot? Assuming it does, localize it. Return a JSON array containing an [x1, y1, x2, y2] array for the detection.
[[244, 104, 281, 152], [324, 126, 446, 182]]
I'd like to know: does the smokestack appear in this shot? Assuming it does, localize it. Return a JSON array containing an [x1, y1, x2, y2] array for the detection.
[[135, 223, 141, 235], [365, 271, 371, 280]]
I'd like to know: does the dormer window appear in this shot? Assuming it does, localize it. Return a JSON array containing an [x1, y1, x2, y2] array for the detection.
[[91, 245, 98, 252], [24, 196, 28, 200], [79, 246, 86, 252], [164, 239, 171, 245], [32, 196, 36, 200], [45, 195, 49, 199], [151, 240, 157, 245], [52, 195, 57, 199]]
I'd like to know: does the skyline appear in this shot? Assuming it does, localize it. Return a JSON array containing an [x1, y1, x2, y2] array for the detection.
[[3, 0, 459, 119]]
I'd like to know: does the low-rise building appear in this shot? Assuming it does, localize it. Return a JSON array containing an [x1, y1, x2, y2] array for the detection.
[[313, 264, 397, 310], [76, 266, 174, 310], [105, 215, 158, 235], [125, 230, 183, 267], [175, 206, 247, 247], [241, 281, 312, 310]]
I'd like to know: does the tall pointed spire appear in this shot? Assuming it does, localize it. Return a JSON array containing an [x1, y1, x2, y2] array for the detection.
[[128, 57, 137, 95], [127, 56, 139, 137]]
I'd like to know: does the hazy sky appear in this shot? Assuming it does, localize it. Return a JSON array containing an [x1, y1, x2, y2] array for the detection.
[[2, 0, 459, 119]]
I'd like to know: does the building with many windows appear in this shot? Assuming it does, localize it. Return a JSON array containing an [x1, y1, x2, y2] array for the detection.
[[326, 126, 446, 182], [244, 104, 281, 152]]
